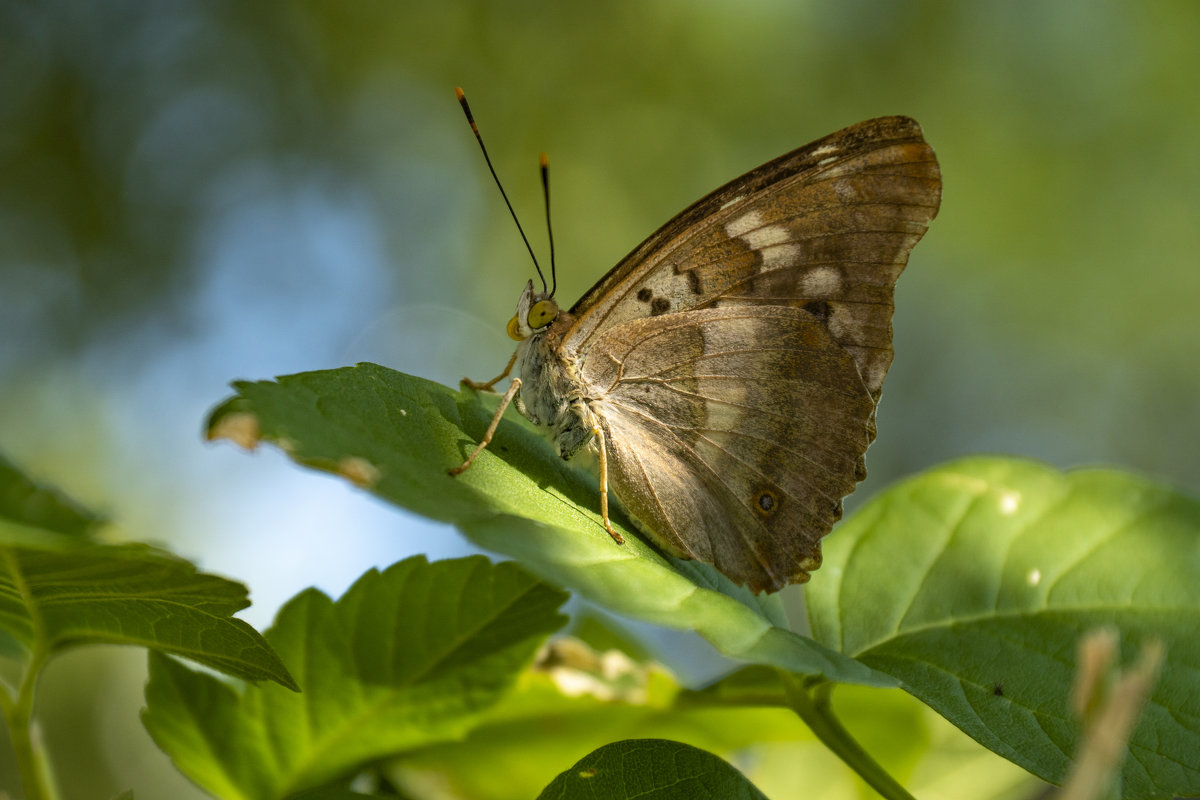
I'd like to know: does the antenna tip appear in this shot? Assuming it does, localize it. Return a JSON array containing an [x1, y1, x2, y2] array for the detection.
[[539, 152, 549, 168], [455, 87, 476, 128]]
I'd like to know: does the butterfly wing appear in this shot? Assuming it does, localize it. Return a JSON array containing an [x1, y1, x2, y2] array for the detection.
[[580, 306, 875, 591], [565, 116, 941, 591], [565, 116, 940, 401]]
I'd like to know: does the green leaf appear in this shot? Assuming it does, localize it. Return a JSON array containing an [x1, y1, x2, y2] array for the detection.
[[0, 540, 295, 687], [536, 739, 768, 800], [806, 457, 1200, 799], [206, 365, 889, 687], [0, 452, 104, 537], [143, 555, 568, 800], [0, 460, 294, 688]]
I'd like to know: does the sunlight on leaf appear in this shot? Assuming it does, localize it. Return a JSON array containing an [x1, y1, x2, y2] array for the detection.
[[806, 457, 1200, 799]]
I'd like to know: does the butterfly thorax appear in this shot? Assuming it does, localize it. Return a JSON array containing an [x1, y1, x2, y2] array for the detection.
[[515, 311, 596, 460]]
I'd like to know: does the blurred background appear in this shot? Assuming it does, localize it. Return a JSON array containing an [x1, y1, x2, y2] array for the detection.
[[1, 1, 1197, 797]]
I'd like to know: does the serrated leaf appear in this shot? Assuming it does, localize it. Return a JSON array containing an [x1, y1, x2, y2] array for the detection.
[[143, 555, 568, 800], [806, 457, 1200, 799], [536, 739, 768, 800], [206, 365, 889, 687], [0, 459, 293, 688]]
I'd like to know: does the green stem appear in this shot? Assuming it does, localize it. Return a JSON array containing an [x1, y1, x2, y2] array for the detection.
[[6, 647, 58, 800], [782, 674, 916, 800], [1, 549, 59, 800]]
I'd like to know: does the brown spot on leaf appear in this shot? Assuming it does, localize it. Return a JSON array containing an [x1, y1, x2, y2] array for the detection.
[[338, 456, 381, 488], [207, 411, 261, 450]]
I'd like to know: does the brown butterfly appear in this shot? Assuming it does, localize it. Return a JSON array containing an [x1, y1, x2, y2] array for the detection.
[[451, 91, 941, 593]]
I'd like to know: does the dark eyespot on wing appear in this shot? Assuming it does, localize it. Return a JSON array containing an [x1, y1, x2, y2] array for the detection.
[[803, 299, 831, 320]]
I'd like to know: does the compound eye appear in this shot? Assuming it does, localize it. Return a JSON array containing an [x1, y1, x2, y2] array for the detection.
[[506, 315, 525, 341], [528, 299, 559, 329]]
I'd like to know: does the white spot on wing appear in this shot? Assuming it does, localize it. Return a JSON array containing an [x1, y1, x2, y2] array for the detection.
[[724, 210, 763, 238], [835, 179, 865, 203], [760, 244, 802, 270], [741, 224, 790, 250], [802, 266, 842, 297], [862, 360, 887, 393], [726, 211, 798, 274], [719, 194, 746, 210], [812, 144, 839, 158]]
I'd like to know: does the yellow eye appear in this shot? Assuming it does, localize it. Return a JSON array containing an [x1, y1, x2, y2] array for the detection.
[[528, 299, 559, 329], [506, 315, 525, 341]]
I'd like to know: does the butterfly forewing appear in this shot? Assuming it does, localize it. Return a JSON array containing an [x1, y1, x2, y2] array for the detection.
[[561, 116, 941, 592], [565, 116, 940, 399]]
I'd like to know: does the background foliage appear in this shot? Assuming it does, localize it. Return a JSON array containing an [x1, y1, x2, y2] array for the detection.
[[2, 1, 1198, 797]]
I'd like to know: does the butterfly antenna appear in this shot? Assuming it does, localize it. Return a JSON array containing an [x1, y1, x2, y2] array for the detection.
[[455, 87, 547, 294], [539, 152, 557, 298]]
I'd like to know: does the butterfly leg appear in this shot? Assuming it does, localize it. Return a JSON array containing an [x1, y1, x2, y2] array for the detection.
[[461, 349, 519, 392], [448, 378, 522, 476], [591, 424, 625, 545]]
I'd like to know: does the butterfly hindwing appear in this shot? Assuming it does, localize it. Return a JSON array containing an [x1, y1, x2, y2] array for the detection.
[[581, 306, 875, 592]]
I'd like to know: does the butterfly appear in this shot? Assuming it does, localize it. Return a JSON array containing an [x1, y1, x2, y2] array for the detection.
[[451, 91, 941, 593]]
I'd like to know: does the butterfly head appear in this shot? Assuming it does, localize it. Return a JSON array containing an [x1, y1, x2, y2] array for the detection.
[[507, 279, 559, 341]]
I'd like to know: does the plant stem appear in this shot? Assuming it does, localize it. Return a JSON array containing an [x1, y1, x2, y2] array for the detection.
[[2, 548, 58, 800], [782, 673, 917, 800], [6, 647, 58, 800]]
